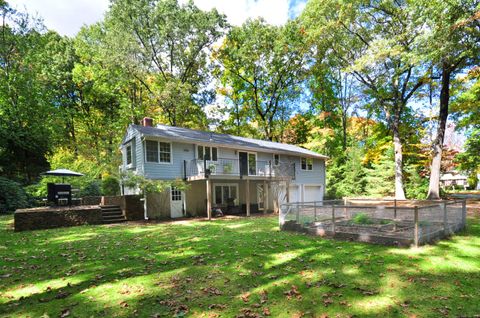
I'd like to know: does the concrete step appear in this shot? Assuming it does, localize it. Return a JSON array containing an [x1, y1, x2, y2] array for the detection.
[[102, 218, 127, 224], [102, 210, 123, 216]]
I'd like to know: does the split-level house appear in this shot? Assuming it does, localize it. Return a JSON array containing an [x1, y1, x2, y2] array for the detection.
[[120, 118, 327, 219]]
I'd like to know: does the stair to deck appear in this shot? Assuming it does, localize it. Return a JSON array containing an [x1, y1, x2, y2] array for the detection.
[[100, 205, 126, 224]]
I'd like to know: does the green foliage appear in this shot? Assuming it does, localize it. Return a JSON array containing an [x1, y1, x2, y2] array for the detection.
[[351, 213, 373, 225], [364, 147, 395, 197], [405, 165, 429, 200], [214, 18, 309, 140], [326, 145, 366, 199], [80, 180, 102, 197], [105, 0, 228, 128], [0, 177, 30, 213], [120, 171, 188, 194], [102, 176, 120, 196]]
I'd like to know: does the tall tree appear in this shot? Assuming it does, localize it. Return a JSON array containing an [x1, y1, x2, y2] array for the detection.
[[106, 0, 228, 128], [417, 1, 480, 199], [214, 18, 310, 141], [302, 0, 428, 199], [0, 3, 58, 183]]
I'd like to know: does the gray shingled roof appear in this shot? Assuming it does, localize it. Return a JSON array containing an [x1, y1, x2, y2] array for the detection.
[[129, 124, 328, 159]]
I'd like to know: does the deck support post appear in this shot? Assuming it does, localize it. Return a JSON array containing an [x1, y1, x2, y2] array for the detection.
[[206, 179, 212, 220], [414, 206, 419, 247], [263, 180, 267, 214], [246, 178, 250, 217]]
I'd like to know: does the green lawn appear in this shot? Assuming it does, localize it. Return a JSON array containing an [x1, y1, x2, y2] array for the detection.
[[0, 215, 479, 318]]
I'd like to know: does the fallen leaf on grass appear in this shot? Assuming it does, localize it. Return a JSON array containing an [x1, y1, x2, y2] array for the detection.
[[262, 307, 271, 316], [60, 309, 70, 318], [284, 285, 301, 300], [259, 290, 268, 304], [55, 291, 70, 299], [208, 304, 226, 310], [241, 292, 250, 303]]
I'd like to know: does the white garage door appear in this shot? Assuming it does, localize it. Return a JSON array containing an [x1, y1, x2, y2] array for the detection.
[[304, 185, 322, 202], [279, 185, 300, 204], [289, 185, 299, 203]]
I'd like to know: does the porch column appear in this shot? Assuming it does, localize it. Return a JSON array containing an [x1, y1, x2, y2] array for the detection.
[[206, 179, 212, 220], [246, 178, 250, 217], [263, 180, 267, 214]]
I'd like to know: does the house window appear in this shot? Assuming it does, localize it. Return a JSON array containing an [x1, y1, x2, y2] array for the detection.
[[159, 142, 171, 163], [214, 184, 238, 205], [197, 145, 218, 161], [171, 187, 182, 201], [301, 157, 313, 171], [146, 140, 159, 162], [273, 154, 280, 166], [248, 153, 257, 175], [145, 140, 171, 163], [126, 144, 133, 165]]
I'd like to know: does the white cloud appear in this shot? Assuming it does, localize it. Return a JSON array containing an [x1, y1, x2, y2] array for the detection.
[[8, 0, 110, 36], [8, 0, 304, 36], [193, 0, 290, 26]]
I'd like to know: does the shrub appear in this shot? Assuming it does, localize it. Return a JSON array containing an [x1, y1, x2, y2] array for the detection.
[[351, 212, 373, 225], [80, 180, 102, 197], [102, 176, 120, 196], [0, 177, 30, 213]]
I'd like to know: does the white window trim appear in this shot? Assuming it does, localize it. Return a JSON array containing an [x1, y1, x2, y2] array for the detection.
[[300, 157, 313, 171], [144, 139, 173, 164], [247, 152, 257, 176], [125, 143, 134, 168], [196, 144, 218, 162], [213, 183, 239, 206]]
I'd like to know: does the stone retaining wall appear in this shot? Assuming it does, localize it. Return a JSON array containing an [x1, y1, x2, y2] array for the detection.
[[14, 206, 102, 231]]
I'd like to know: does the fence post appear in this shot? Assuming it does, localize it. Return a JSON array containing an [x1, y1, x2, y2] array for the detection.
[[394, 199, 397, 219], [442, 202, 447, 235], [313, 201, 317, 222], [462, 200, 467, 229], [414, 206, 419, 248], [343, 197, 347, 219], [331, 205, 336, 234], [296, 202, 300, 223]]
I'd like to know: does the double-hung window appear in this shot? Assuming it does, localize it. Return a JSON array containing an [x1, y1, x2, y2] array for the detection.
[[126, 144, 133, 165], [145, 140, 171, 163], [197, 145, 218, 161], [301, 157, 313, 171]]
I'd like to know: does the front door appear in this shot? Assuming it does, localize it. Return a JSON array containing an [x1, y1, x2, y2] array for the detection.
[[170, 187, 184, 218], [239, 152, 248, 176]]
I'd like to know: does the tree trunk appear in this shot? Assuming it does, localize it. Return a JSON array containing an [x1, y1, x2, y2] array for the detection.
[[427, 65, 451, 199], [392, 120, 406, 200]]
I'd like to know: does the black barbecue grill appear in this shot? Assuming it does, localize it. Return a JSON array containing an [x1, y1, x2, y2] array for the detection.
[[47, 183, 72, 206]]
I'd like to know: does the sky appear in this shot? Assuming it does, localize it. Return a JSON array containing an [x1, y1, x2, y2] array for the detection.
[[8, 0, 307, 37]]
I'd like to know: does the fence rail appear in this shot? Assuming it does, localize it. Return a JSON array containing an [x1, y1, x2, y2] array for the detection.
[[279, 199, 467, 247]]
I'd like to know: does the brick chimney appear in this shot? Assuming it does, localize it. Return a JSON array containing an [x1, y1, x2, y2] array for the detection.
[[141, 117, 153, 127]]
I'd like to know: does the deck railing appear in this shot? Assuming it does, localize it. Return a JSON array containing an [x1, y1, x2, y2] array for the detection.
[[184, 158, 295, 179]]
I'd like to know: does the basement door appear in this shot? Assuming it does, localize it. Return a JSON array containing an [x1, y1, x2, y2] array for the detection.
[[170, 187, 184, 218]]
